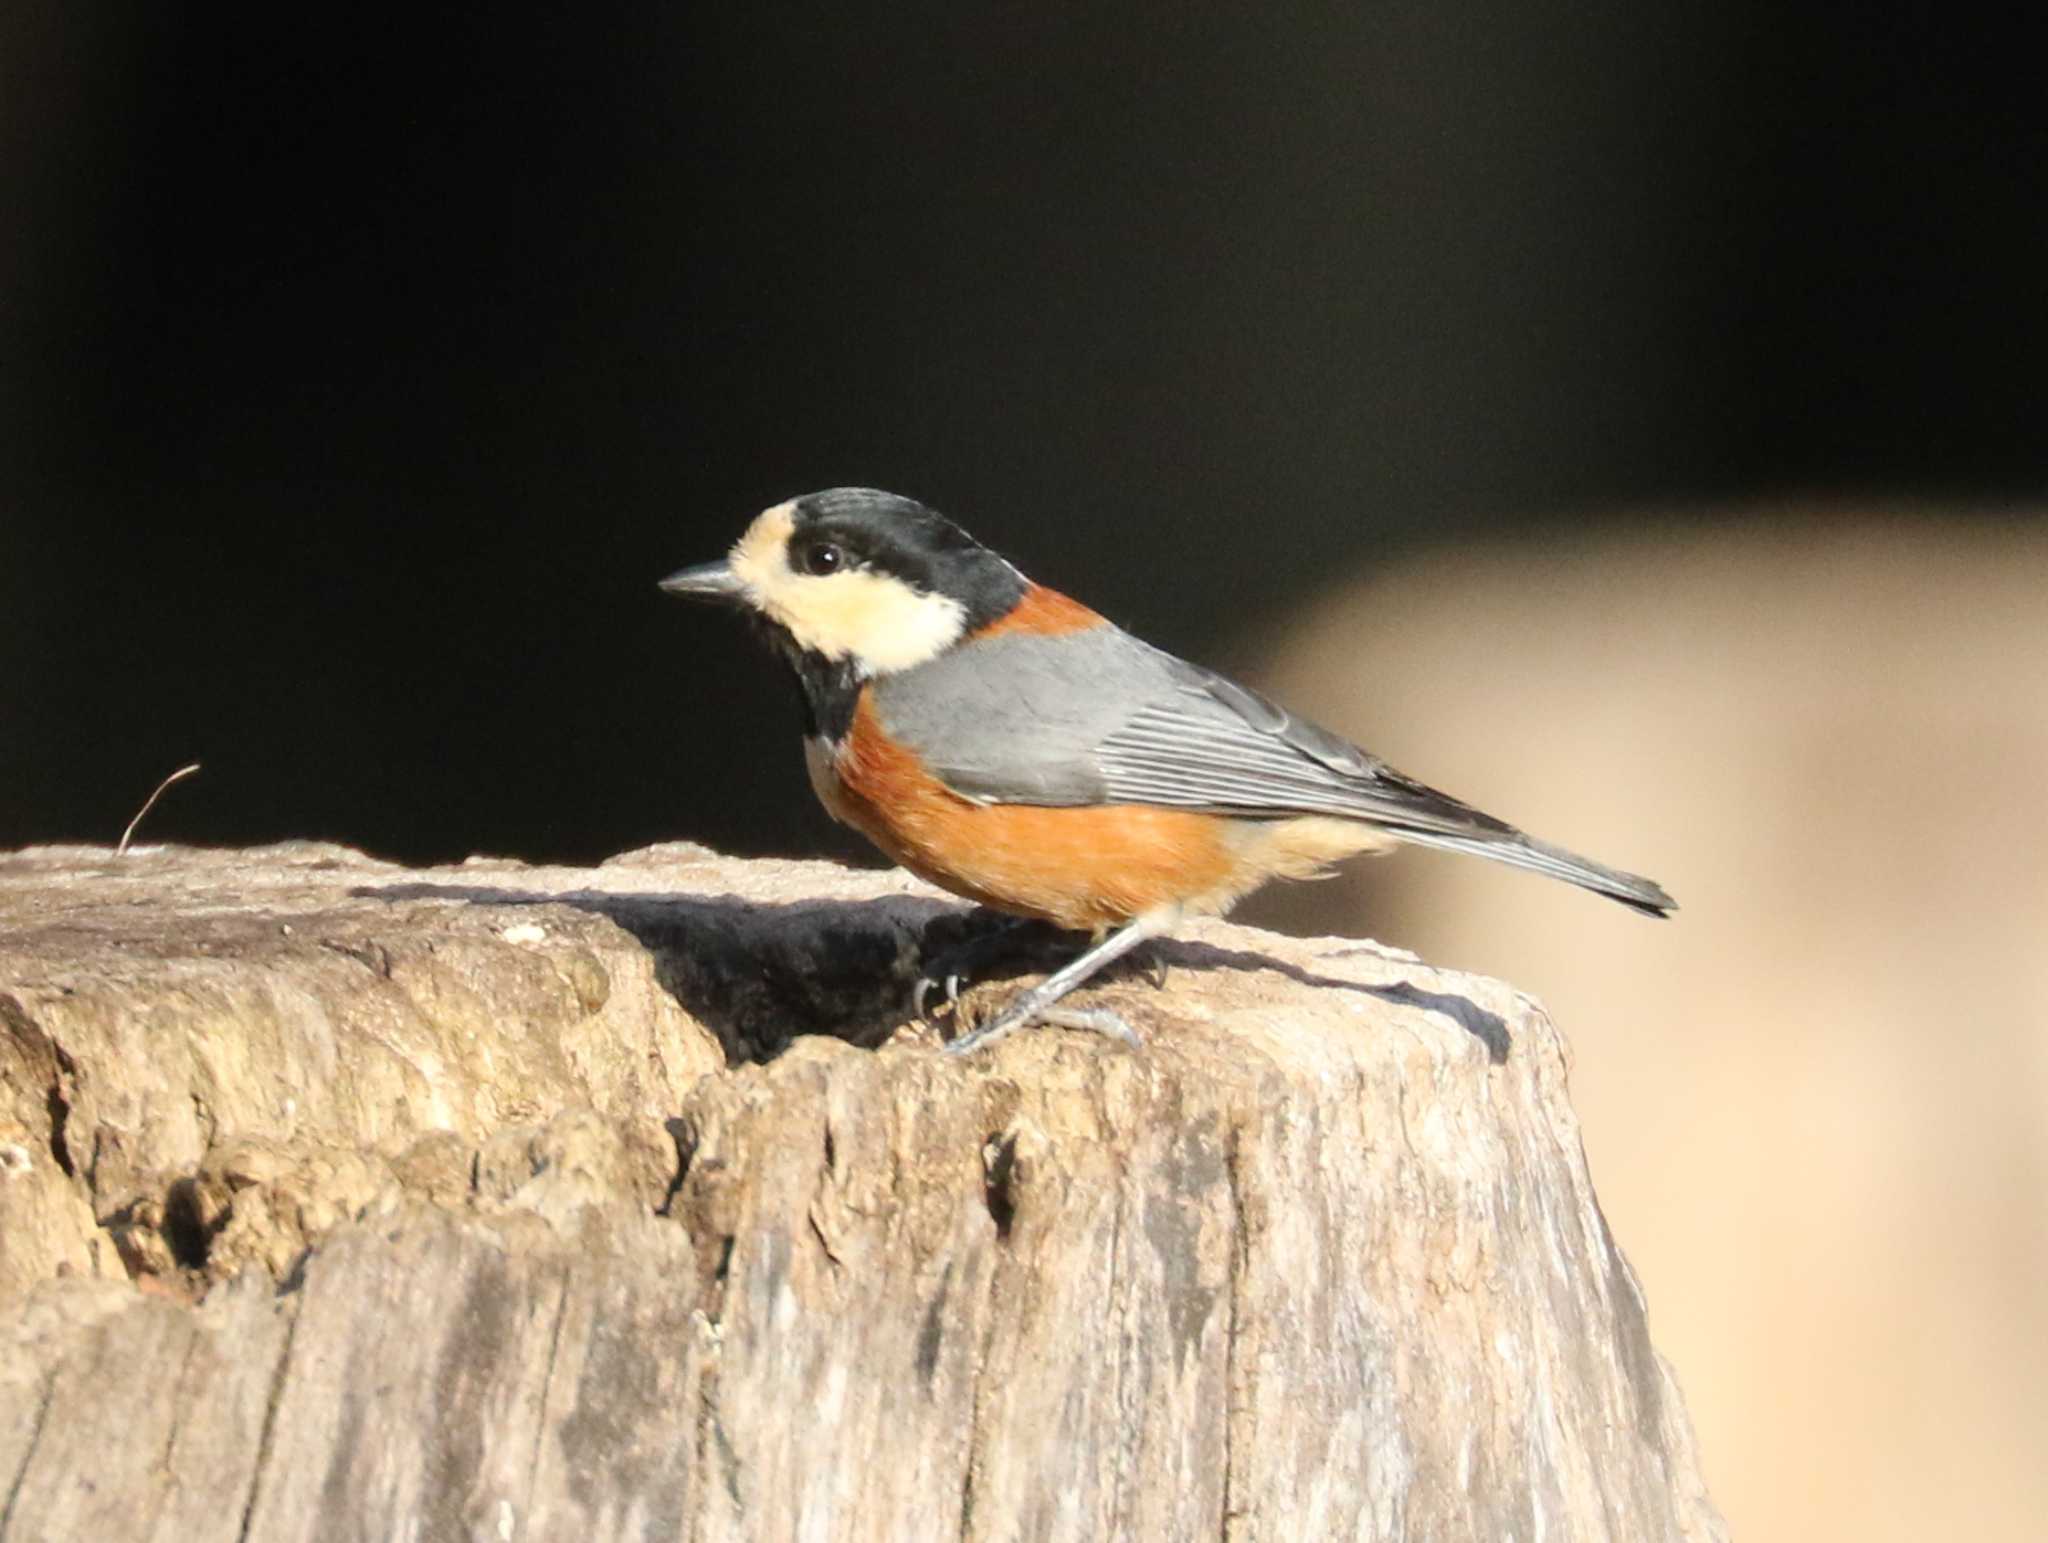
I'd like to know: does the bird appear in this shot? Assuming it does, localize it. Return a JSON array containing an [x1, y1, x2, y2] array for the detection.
[[661, 487, 1673, 1055]]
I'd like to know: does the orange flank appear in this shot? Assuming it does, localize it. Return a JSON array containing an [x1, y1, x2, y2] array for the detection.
[[821, 691, 1244, 932], [970, 581, 1105, 640]]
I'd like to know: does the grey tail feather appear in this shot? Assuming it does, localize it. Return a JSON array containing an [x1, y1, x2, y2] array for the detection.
[[1385, 826, 1676, 917]]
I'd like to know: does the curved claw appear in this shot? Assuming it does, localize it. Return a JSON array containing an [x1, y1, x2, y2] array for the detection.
[[912, 915, 1045, 1022], [912, 970, 968, 1022]]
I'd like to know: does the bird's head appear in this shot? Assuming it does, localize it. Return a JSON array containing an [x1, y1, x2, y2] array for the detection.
[[660, 488, 1025, 676]]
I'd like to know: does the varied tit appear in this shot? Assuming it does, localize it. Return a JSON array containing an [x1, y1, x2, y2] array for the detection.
[[661, 487, 1672, 1055]]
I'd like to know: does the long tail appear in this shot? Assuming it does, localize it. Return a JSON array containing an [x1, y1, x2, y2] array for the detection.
[[1385, 826, 1676, 917]]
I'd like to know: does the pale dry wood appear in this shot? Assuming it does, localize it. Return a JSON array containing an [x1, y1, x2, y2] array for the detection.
[[0, 843, 1724, 1541]]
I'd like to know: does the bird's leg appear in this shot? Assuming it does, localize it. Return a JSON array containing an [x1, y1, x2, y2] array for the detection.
[[943, 908, 1178, 1057], [913, 914, 1056, 1019]]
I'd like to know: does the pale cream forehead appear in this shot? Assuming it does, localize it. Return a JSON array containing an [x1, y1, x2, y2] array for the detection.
[[733, 499, 798, 567]]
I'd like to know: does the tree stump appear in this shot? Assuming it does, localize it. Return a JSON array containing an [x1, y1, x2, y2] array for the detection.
[[0, 843, 1723, 1540]]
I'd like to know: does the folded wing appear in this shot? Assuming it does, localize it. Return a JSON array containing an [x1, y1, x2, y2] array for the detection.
[[873, 626, 1673, 914]]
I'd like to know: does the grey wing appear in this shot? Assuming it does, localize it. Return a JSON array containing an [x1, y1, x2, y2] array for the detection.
[[872, 624, 1500, 836], [871, 625, 1674, 915], [1091, 655, 1521, 839], [1094, 653, 1673, 911]]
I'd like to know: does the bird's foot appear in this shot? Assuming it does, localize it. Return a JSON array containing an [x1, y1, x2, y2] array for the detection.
[[943, 999, 1141, 1057], [1035, 1006, 1142, 1047], [928, 910, 1170, 1056], [912, 915, 1074, 1021]]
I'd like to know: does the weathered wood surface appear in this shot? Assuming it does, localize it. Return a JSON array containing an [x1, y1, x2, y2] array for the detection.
[[0, 843, 1723, 1540]]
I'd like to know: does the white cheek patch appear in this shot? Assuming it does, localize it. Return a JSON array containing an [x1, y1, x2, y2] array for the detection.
[[728, 500, 967, 674]]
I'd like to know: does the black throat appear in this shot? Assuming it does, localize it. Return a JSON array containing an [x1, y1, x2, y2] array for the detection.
[[756, 618, 863, 742]]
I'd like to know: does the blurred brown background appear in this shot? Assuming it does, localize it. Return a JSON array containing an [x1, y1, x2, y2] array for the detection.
[[5, 4, 2044, 1536]]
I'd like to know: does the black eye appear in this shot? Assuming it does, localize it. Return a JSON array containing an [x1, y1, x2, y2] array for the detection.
[[795, 539, 845, 576]]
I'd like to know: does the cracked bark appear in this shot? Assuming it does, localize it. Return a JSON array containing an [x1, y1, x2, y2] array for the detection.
[[0, 1373, 55, 1534], [0, 842, 1724, 1540], [233, 1288, 301, 1543]]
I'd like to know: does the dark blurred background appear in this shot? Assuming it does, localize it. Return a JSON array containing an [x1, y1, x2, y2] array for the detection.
[[7, 10, 2048, 1538], [4, 3, 2040, 864]]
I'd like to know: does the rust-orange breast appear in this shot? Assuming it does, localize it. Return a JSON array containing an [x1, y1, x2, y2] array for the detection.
[[821, 689, 1241, 932]]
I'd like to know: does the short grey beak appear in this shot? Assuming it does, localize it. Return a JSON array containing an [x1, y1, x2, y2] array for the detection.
[[658, 560, 749, 604]]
